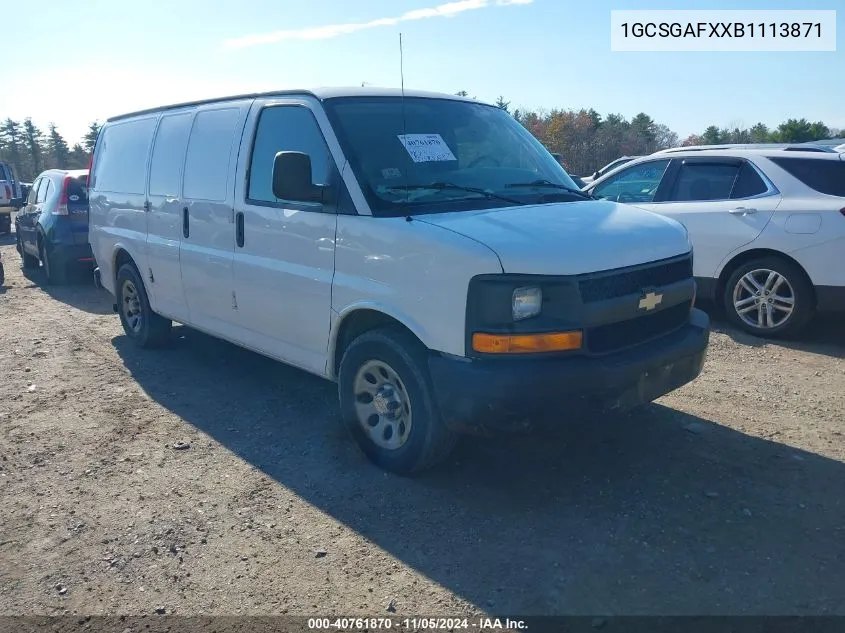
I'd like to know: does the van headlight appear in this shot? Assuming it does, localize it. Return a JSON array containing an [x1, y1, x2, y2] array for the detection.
[[512, 286, 542, 321]]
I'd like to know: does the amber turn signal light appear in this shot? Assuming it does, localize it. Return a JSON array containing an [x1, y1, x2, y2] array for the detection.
[[472, 331, 583, 354]]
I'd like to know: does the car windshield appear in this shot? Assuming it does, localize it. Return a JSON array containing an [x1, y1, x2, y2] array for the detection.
[[323, 96, 582, 216]]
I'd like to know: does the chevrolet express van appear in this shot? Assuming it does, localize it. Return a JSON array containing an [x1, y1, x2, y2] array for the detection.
[[88, 88, 710, 475]]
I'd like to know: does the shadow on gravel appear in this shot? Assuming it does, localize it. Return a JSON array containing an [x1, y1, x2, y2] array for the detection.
[[697, 301, 844, 359], [21, 265, 113, 315], [113, 326, 845, 616]]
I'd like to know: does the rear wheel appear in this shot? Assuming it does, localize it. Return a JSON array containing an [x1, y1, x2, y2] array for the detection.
[[338, 328, 458, 476], [723, 256, 814, 338], [116, 263, 172, 348], [38, 237, 66, 285]]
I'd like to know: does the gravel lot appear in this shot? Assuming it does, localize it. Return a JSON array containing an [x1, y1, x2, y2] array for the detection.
[[1, 231, 843, 618]]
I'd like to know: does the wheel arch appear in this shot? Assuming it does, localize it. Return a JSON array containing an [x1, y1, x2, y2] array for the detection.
[[716, 248, 816, 309], [328, 306, 429, 381]]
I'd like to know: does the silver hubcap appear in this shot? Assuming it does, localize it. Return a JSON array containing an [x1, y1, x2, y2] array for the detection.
[[353, 360, 412, 451], [733, 268, 795, 330], [121, 280, 143, 334]]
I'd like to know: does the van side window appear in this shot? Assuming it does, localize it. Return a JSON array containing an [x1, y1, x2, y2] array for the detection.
[[183, 107, 241, 202], [149, 112, 194, 197], [93, 117, 157, 194], [247, 106, 332, 206]]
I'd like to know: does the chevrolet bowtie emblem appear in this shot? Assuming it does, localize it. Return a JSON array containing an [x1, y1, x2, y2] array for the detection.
[[638, 291, 663, 311]]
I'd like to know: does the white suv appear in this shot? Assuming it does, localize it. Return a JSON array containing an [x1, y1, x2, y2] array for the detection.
[[584, 146, 845, 337]]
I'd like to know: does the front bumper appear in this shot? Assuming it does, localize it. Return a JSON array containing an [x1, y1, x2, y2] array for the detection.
[[428, 308, 710, 435]]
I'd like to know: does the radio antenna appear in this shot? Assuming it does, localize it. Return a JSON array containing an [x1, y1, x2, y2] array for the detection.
[[399, 32, 409, 205], [399, 32, 406, 95]]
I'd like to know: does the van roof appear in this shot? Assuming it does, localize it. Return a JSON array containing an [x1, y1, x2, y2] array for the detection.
[[107, 87, 482, 122]]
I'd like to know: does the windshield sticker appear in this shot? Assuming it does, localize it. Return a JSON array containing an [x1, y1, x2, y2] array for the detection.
[[381, 167, 403, 179], [397, 134, 457, 163]]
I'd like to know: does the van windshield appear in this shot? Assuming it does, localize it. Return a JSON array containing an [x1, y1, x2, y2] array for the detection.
[[323, 96, 582, 217]]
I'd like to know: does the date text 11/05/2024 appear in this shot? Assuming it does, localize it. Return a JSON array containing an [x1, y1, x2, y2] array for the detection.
[[307, 617, 528, 630]]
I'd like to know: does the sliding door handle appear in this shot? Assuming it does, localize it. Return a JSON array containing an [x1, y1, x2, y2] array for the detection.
[[182, 207, 190, 238], [235, 212, 245, 248]]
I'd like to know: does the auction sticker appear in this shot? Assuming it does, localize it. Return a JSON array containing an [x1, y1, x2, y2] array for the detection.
[[397, 134, 457, 163]]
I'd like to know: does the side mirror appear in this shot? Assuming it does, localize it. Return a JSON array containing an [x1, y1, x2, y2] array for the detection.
[[272, 151, 323, 203], [592, 171, 599, 180]]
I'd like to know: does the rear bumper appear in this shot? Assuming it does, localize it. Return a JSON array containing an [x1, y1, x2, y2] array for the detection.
[[50, 242, 95, 266], [428, 308, 710, 435], [816, 285, 845, 313]]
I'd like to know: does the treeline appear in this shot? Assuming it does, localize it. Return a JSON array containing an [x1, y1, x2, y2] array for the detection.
[[0, 118, 101, 182], [2, 103, 841, 184], [483, 94, 840, 177], [682, 119, 837, 147]]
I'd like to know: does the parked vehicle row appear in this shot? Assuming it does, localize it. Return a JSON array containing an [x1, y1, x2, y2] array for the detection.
[[17, 91, 838, 474], [86, 87, 710, 475], [583, 146, 845, 337]]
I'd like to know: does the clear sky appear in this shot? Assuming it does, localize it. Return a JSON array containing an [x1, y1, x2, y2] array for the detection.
[[2, 0, 841, 145]]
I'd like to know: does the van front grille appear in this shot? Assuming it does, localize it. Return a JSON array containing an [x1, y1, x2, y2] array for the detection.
[[579, 256, 693, 304], [586, 302, 691, 354]]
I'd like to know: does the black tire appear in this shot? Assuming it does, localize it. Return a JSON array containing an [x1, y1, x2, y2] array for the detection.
[[20, 239, 39, 269], [18, 234, 39, 269], [38, 237, 66, 285], [0, 215, 10, 235], [116, 263, 172, 348], [338, 328, 458, 476], [0, 263, 4, 286], [723, 256, 814, 338]]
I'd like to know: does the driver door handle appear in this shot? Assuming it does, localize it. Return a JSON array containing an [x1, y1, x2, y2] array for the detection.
[[729, 207, 757, 215]]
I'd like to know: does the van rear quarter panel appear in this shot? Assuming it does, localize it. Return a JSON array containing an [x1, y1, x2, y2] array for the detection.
[[331, 216, 503, 365], [89, 115, 159, 294]]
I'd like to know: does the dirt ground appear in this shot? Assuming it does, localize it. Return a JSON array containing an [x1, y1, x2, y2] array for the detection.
[[1, 231, 844, 619]]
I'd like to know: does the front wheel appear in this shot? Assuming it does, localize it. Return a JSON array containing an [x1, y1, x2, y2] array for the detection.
[[116, 263, 172, 348], [338, 329, 458, 476], [18, 235, 39, 269], [723, 256, 814, 338]]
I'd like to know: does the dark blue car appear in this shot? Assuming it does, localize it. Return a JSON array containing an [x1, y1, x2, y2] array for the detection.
[[15, 169, 93, 284]]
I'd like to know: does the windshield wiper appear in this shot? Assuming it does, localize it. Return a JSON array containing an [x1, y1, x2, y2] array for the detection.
[[384, 182, 525, 205], [504, 179, 595, 200]]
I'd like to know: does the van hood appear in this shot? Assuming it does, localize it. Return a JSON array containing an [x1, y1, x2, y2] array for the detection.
[[412, 200, 691, 275]]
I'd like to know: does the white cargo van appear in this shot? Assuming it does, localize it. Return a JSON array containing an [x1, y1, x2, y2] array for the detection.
[[88, 88, 710, 474]]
